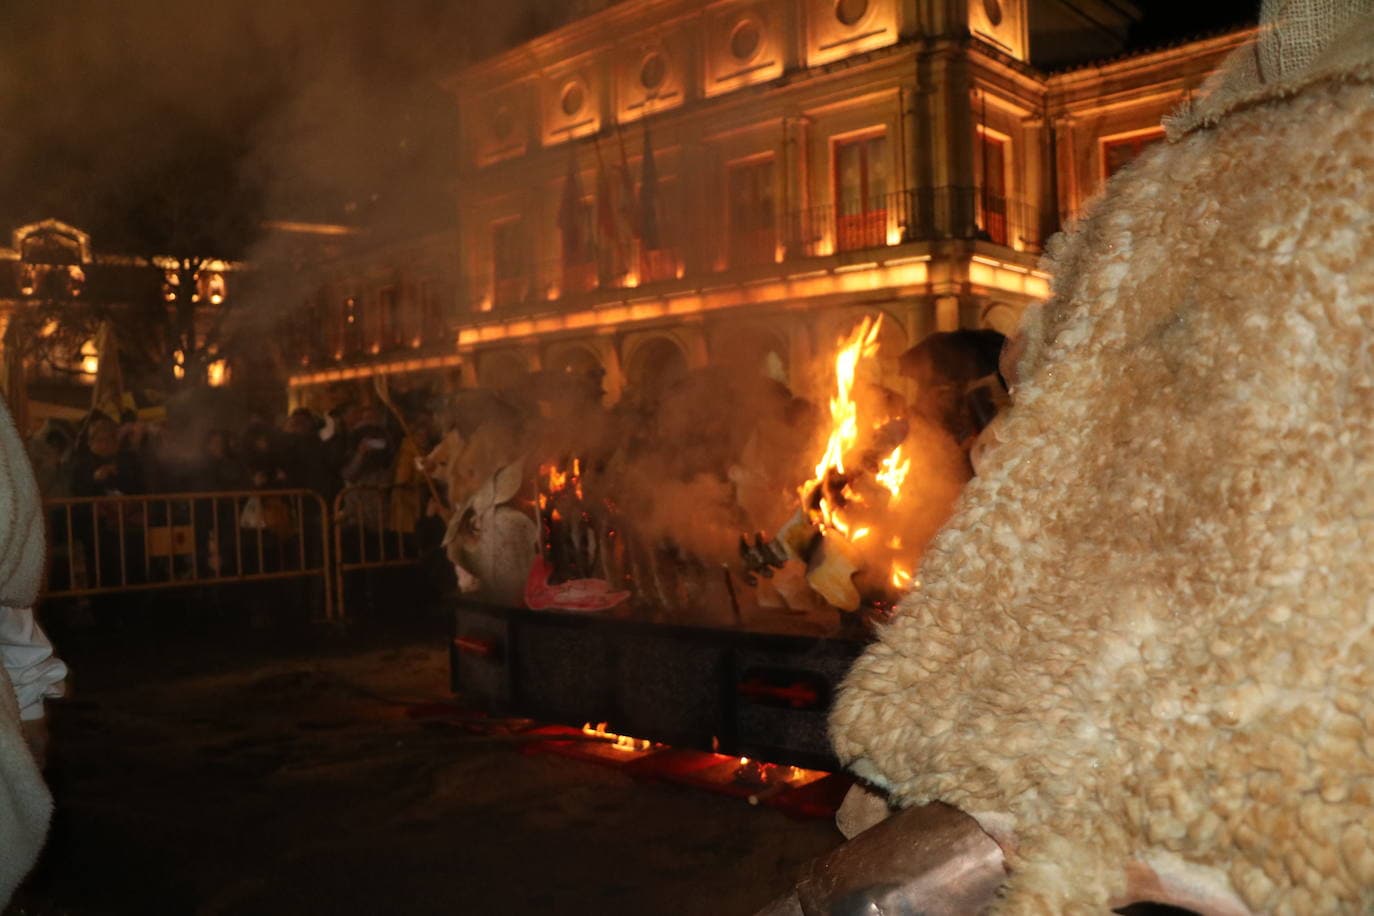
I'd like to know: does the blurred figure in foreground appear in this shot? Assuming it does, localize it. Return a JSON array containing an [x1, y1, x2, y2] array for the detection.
[[0, 394, 67, 905]]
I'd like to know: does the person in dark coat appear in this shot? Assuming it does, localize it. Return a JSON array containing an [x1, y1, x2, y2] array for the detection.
[[280, 408, 333, 498], [67, 416, 141, 498]]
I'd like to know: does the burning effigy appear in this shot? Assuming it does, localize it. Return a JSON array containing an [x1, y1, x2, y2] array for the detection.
[[828, 3, 1374, 912], [434, 316, 978, 634], [739, 316, 969, 617]]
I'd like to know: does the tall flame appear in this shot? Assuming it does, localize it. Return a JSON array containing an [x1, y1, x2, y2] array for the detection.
[[801, 317, 884, 538], [795, 315, 928, 600], [813, 316, 882, 483]]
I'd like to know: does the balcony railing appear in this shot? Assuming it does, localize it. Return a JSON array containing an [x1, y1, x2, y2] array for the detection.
[[467, 185, 1046, 311]]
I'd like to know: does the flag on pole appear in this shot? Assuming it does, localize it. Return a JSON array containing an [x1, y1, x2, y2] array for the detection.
[[557, 152, 586, 267], [594, 143, 616, 246], [593, 138, 619, 277], [639, 124, 661, 251], [616, 125, 638, 244], [91, 320, 125, 420]]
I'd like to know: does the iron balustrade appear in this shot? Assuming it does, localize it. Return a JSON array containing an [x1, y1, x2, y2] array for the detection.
[[331, 484, 429, 620], [41, 488, 336, 621], [464, 185, 1047, 310]]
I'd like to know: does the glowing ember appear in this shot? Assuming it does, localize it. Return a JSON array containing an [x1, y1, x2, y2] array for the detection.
[[581, 721, 652, 753], [890, 562, 913, 589], [541, 458, 584, 503]]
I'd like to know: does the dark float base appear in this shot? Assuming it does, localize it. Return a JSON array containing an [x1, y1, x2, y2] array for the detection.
[[452, 601, 867, 770]]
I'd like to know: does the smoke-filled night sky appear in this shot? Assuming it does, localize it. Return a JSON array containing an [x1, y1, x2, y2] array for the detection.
[[0, 0, 1256, 257], [0, 0, 605, 255]]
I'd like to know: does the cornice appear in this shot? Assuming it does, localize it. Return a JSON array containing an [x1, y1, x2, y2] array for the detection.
[[1046, 28, 1255, 94], [442, 0, 706, 92]]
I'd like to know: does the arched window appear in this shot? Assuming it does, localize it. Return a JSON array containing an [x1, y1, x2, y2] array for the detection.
[[624, 336, 688, 399]]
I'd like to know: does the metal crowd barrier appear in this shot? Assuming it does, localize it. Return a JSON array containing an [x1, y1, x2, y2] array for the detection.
[[331, 484, 426, 619], [42, 488, 336, 621]]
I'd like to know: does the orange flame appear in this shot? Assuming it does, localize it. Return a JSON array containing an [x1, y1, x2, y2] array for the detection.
[[800, 316, 883, 539], [582, 722, 652, 753], [541, 459, 584, 501], [875, 445, 910, 503]]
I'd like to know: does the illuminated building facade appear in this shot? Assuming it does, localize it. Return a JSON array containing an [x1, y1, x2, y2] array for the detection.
[[0, 219, 243, 425], [278, 224, 463, 409], [440, 0, 1252, 400]]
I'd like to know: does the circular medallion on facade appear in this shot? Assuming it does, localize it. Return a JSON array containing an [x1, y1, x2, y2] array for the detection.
[[640, 53, 667, 91], [983, 0, 1003, 27], [560, 82, 585, 117], [730, 19, 762, 62], [835, 0, 868, 26]]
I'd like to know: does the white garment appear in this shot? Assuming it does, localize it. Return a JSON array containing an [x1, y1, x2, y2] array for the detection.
[[0, 608, 66, 721], [0, 391, 44, 611], [0, 397, 59, 904]]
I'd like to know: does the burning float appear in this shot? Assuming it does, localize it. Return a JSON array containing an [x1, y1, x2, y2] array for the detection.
[[444, 315, 1000, 768]]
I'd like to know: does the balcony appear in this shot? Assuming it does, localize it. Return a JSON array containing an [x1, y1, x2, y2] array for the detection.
[[466, 185, 1046, 312]]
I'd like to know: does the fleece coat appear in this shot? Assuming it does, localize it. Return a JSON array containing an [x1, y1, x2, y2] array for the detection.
[[0, 399, 53, 905], [829, 9, 1374, 914]]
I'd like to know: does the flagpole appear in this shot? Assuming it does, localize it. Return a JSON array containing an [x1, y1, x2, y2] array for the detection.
[[591, 134, 626, 282], [612, 124, 635, 272]]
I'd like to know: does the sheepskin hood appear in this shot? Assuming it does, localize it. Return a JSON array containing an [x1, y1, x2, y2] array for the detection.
[[1167, 0, 1374, 136], [830, 8, 1374, 914]]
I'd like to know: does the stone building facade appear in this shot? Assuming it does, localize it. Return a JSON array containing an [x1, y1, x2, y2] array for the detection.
[[280, 224, 463, 411], [436, 0, 1251, 403]]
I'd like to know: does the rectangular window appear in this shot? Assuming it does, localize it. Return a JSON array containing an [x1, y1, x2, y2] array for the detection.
[[344, 295, 363, 356], [728, 158, 776, 268], [562, 199, 597, 295], [638, 177, 678, 283], [492, 219, 527, 306], [377, 286, 400, 350], [320, 288, 344, 360], [834, 133, 889, 251], [1102, 129, 1165, 180], [419, 279, 447, 345], [976, 130, 1008, 245], [309, 294, 329, 365]]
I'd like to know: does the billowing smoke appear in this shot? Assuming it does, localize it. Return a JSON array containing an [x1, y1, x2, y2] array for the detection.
[[443, 327, 977, 621], [0, 0, 612, 449], [0, 0, 589, 237]]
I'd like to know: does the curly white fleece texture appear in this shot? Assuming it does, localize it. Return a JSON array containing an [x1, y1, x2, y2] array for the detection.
[[831, 32, 1374, 916]]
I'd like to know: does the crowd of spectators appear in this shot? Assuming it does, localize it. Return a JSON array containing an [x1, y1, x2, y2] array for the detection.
[[29, 398, 445, 595], [26, 401, 438, 509]]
